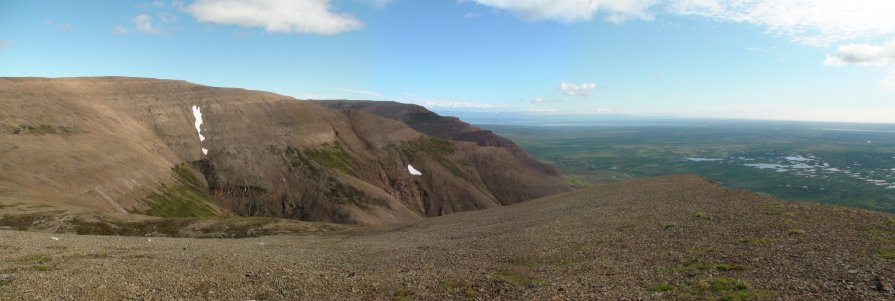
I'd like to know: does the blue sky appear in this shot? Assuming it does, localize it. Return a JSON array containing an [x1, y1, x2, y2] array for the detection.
[[1, 0, 894, 123]]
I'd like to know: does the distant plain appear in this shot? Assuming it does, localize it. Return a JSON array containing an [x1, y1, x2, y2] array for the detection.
[[483, 120, 895, 213]]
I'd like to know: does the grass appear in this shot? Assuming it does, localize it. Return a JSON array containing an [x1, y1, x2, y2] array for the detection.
[[139, 164, 221, 218], [402, 137, 477, 183], [490, 271, 546, 288], [648, 278, 769, 300], [441, 280, 477, 299], [788, 228, 806, 235], [739, 237, 777, 245], [0, 279, 10, 286], [565, 176, 592, 189], [506, 256, 582, 268], [695, 212, 714, 220], [393, 289, 413, 301], [305, 143, 359, 177], [876, 249, 895, 259], [646, 283, 677, 293], [31, 265, 52, 272], [694, 278, 769, 300], [11, 124, 82, 136], [671, 256, 748, 272], [663, 223, 677, 229]]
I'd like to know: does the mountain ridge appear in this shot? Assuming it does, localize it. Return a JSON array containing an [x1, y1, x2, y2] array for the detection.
[[0, 77, 571, 225]]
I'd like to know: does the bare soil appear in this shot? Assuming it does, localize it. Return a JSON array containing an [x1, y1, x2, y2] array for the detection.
[[1, 175, 893, 300]]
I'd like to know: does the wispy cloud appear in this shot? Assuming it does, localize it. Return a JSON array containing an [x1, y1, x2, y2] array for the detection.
[[114, 14, 160, 34], [134, 14, 158, 33], [186, 0, 363, 35], [424, 99, 498, 110], [559, 82, 597, 97], [668, 0, 895, 46], [471, 1, 895, 46], [0, 39, 13, 49], [469, 0, 656, 23], [336, 88, 385, 98]]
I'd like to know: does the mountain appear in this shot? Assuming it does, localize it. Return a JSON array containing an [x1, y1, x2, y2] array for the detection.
[[2, 175, 893, 299], [313, 100, 568, 194], [0, 77, 571, 225]]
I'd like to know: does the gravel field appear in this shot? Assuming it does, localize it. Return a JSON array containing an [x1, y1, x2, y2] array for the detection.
[[1, 175, 894, 300]]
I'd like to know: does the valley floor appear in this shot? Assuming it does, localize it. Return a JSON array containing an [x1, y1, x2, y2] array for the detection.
[[1, 175, 894, 300]]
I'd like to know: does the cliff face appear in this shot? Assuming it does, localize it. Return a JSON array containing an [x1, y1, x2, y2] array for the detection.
[[0, 78, 571, 225], [315, 100, 571, 202]]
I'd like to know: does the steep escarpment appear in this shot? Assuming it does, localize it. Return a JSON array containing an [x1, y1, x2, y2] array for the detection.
[[315, 100, 571, 202], [0, 77, 570, 225]]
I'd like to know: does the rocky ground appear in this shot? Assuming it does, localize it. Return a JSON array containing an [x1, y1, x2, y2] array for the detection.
[[1, 175, 894, 300]]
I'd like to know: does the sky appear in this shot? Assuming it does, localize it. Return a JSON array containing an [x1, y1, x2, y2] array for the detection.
[[1, 0, 894, 123]]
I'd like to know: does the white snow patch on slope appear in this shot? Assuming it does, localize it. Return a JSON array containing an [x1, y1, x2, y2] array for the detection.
[[407, 164, 422, 176], [202, 148, 209, 155], [191, 105, 206, 142]]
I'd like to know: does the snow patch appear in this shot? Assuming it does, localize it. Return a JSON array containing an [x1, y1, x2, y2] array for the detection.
[[407, 164, 422, 176], [685, 157, 723, 162], [191, 105, 206, 142], [202, 148, 209, 155]]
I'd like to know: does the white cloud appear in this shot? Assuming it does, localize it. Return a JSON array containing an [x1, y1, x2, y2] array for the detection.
[[824, 40, 895, 67], [825, 40, 895, 90], [470, 1, 895, 45], [134, 14, 158, 33], [668, 0, 895, 46], [468, 0, 656, 23], [559, 82, 597, 96], [187, 0, 363, 35]]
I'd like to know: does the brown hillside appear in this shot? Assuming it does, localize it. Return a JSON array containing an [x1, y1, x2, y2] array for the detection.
[[315, 100, 572, 204], [0, 77, 570, 225], [1, 175, 893, 300]]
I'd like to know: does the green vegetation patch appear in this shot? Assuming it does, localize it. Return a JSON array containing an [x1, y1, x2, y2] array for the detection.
[[647, 283, 677, 293], [31, 265, 52, 272], [402, 137, 477, 183], [787, 228, 806, 235], [738, 237, 777, 245], [441, 280, 477, 299], [565, 176, 592, 189], [305, 143, 359, 177], [507, 256, 581, 268], [403, 112, 441, 125], [11, 124, 83, 136], [490, 271, 545, 288], [392, 289, 413, 301], [139, 164, 221, 218], [876, 249, 895, 259], [695, 212, 714, 220], [648, 277, 772, 300], [671, 256, 748, 272]]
